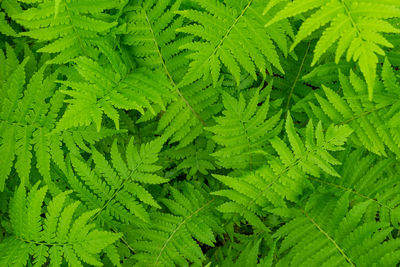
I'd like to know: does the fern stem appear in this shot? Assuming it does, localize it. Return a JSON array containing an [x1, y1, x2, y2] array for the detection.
[[300, 208, 356, 267], [211, 0, 254, 60], [338, 102, 394, 125], [15, 236, 69, 247], [63, 0, 89, 57], [285, 42, 311, 111], [112, 226, 135, 253], [308, 176, 392, 210], [191, 0, 254, 80], [89, 168, 137, 223], [339, 0, 362, 41], [88, 146, 150, 223]]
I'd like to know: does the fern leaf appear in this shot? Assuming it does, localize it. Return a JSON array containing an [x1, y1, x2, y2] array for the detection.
[[14, 0, 120, 63], [157, 77, 222, 148], [213, 114, 352, 229], [163, 137, 217, 177], [57, 51, 171, 131], [269, 0, 400, 99], [0, 183, 121, 267], [123, 0, 219, 148], [309, 59, 400, 157], [67, 137, 166, 225], [122, 0, 191, 81], [178, 0, 288, 87], [207, 88, 282, 170], [311, 148, 400, 227], [129, 182, 222, 266], [0, 48, 121, 192], [0, 12, 17, 36], [275, 192, 400, 266]]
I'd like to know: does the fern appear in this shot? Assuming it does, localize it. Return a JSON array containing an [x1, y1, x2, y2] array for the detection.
[[209, 230, 275, 267], [13, 0, 120, 63], [268, 0, 400, 99], [122, 0, 220, 148], [178, 0, 289, 87], [312, 148, 400, 227], [129, 181, 222, 266], [0, 50, 63, 190], [122, 0, 191, 81], [0, 46, 121, 192], [162, 137, 217, 177], [2, 0, 400, 265], [308, 58, 400, 156], [213, 114, 352, 229], [0, 183, 121, 266], [57, 49, 171, 132], [0, 11, 17, 37], [157, 77, 221, 148], [275, 192, 400, 266], [207, 87, 282, 170], [67, 137, 166, 225]]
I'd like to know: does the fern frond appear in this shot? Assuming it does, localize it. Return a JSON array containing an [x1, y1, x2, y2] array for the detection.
[[157, 77, 222, 148], [0, 183, 121, 267], [122, 0, 191, 81], [122, 0, 219, 148], [14, 0, 120, 63], [67, 137, 167, 225], [57, 52, 171, 132], [129, 181, 222, 266], [0, 48, 122, 192], [309, 58, 400, 156], [210, 230, 275, 267], [311, 148, 400, 227], [207, 88, 282, 170], [268, 0, 400, 99], [0, 54, 63, 190], [213, 114, 352, 230], [1, 0, 22, 21], [178, 0, 290, 86], [275, 192, 400, 267]]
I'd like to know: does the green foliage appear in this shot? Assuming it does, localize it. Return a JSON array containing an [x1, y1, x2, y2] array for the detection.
[[207, 86, 282, 170], [308, 58, 400, 156], [0, 183, 121, 267], [212, 114, 352, 230], [67, 137, 167, 225], [178, 0, 289, 86], [57, 49, 171, 131], [274, 193, 400, 266], [1, 0, 400, 266], [14, 0, 121, 63], [268, 0, 400, 99], [129, 182, 222, 266]]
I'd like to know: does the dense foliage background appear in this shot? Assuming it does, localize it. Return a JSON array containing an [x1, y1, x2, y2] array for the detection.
[[1, 0, 400, 266]]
